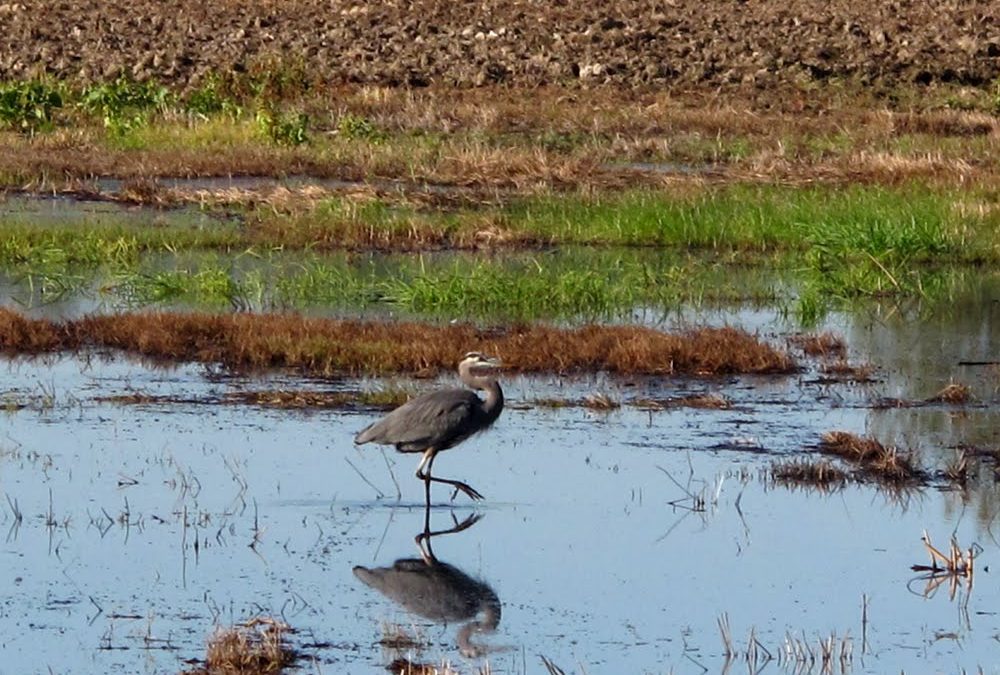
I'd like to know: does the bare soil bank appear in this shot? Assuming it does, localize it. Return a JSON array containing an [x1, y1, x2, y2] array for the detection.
[[4, 0, 998, 92]]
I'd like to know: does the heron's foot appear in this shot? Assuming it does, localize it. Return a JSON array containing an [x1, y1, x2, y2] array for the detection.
[[449, 481, 484, 501]]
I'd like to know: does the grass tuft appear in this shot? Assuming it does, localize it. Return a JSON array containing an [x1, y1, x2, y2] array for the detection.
[[789, 332, 847, 359], [771, 459, 848, 489], [819, 431, 924, 484], [582, 392, 621, 410], [927, 382, 973, 404], [184, 617, 296, 675]]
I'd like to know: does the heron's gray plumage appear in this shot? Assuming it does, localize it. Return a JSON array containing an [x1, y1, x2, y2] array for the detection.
[[353, 352, 504, 502], [353, 559, 500, 625], [353, 556, 501, 657], [354, 387, 497, 453]]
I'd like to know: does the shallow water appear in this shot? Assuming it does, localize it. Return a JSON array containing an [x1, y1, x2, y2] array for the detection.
[[0, 298, 997, 674]]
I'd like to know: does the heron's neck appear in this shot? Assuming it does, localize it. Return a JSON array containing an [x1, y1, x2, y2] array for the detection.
[[456, 592, 501, 657], [480, 380, 504, 425]]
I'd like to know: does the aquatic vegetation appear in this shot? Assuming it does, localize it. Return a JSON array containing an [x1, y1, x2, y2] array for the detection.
[[818, 431, 924, 484], [183, 617, 298, 675], [0, 308, 795, 376], [582, 392, 620, 411], [927, 382, 973, 404], [15, 247, 780, 320], [770, 459, 849, 490], [788, 332, 847, 359], [634, 393, 731, 410], [1, 225, 993, 323], [817, 360, 876, 383]]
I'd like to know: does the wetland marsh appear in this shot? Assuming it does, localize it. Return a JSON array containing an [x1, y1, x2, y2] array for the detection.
[[1, 12, 1000, 672]]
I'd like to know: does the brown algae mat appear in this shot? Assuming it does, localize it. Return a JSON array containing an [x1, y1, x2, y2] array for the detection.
[[0, 308, 794, 376]]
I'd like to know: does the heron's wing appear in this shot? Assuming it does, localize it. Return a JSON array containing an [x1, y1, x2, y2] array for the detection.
[[354, 388, 479, 450]]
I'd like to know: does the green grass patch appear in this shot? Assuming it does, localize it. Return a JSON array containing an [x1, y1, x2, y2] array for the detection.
[[502, 184, 990, 257], [123, 117, 261, 151], [1, 182, 996, 323], [0, 218, 242, 268]]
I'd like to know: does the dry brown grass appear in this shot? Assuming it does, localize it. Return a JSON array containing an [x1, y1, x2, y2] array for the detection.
[[789, 332, 847, 359], [386, 659, 458, 675], [0, 308, 796, 376], [582, 392, 621, 410], [95, 388, 412, 410], [891, 110, 998, 138], [184, 617, 295, 675], [927, 382, 973, 404], [819, 360, 876, 382], [819, 431, 924, 483], [634, 393, 732, 410], [3, 87, 1000, 196], [771, 459, 848, 490]]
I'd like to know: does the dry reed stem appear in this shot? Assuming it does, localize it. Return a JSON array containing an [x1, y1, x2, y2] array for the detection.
[[0, 308, 795, 376], [914, 531, 978, 578]]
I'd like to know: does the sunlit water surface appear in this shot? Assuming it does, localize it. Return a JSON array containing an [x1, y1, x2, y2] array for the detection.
[[0, 293, 997, 674]]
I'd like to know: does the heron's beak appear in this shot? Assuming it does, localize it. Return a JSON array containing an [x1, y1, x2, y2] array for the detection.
[[484, 356, 503, 368]]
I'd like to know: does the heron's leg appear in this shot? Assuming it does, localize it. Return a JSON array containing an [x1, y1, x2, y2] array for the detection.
[[416, 448, 484, 501], [414, 448, 435, 480], [416, 511, 484, 563], [420, 500, 432, 546], [415, 448, 437, 505]]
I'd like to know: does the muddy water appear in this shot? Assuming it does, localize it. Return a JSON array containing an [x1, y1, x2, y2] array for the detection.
[[0, 299, 997, 674]]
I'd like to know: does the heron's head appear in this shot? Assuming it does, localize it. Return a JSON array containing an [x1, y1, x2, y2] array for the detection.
[[458, 351, 502, 384]]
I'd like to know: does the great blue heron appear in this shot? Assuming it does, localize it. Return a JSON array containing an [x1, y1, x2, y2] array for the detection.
[[353, 512, 501, 658], [353, 351, 504, 503]]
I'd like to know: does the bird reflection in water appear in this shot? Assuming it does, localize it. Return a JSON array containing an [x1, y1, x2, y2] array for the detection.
[[353, 510, 501, 659]]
